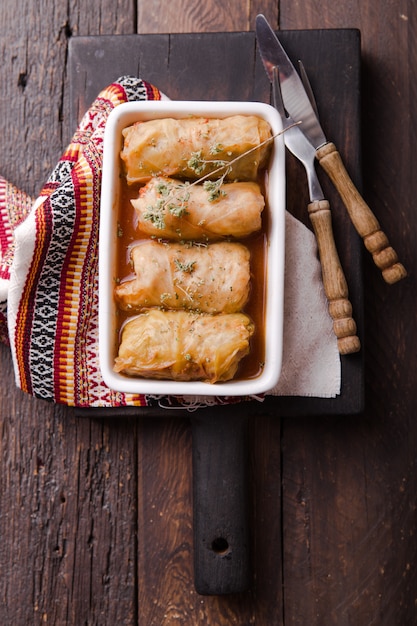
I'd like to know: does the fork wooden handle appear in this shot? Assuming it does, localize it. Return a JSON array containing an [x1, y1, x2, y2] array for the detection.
[[308, 199, 361, 355], [316, 142, 407, 284]]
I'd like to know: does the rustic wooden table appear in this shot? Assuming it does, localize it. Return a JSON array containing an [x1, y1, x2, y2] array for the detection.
[[0, 1, 415, 624]]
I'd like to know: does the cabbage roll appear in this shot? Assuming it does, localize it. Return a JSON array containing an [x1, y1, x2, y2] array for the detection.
[[115, 240, 250, 314], [114, 309, 254, 383], [131, 176, 265, 240], [120, 115, 273, 184]]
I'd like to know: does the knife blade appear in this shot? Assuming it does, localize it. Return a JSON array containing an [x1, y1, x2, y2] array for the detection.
[[271, 66, 360, 355], [256, 14, 407, 284]]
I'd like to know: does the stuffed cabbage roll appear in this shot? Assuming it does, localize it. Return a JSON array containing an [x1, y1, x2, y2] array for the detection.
[[120, 115, 273, 184], [131, 176, 265, 240], [114, 309, 254, 383], [115, 240, 250, 314]]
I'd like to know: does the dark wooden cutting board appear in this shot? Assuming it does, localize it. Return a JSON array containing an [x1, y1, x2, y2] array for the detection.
[[68, 30, 364, 594], [69, 30, 364, 417]]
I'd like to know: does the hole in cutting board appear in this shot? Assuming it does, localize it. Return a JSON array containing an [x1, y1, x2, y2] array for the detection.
[[211, 537, 230, 555]]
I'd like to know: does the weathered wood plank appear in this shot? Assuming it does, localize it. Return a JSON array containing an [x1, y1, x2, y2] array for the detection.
[[137, 0, 278, 33], [0, 2, 139, 624], [278, 1, 417, 623], [0, 374, 139, 624]]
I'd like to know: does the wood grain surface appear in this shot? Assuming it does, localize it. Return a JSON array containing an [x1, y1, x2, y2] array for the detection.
[[0, 0, 415, 624]]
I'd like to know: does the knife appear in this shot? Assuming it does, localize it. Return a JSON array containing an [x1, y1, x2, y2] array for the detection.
[[256, 14, 407, 284], [271, 67, 360, 355]]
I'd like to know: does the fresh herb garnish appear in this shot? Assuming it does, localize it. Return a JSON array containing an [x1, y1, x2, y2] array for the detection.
[[143, 127, 294, 225], [174, 258, 196, 273], [187, 147, 229, 177]]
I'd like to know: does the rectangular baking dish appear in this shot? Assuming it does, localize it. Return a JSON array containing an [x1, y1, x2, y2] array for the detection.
[[99, 100, 285, 397]]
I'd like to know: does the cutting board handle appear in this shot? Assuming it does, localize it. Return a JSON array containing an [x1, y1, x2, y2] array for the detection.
[[191, 411, 251, 595]]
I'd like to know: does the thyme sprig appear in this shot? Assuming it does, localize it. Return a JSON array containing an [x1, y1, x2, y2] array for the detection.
[[143, 181, 191, 229], [142, 124, 297, 229], [187, 144, 230, 176], [203, 177, 228, 202], [187, 124, 299, 186], [174, 258, 196, 273], [187, 143, 232, 202]]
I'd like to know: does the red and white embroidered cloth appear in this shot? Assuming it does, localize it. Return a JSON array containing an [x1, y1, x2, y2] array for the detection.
[[1, 78, 162, 407], [0, 77, 341, 409]]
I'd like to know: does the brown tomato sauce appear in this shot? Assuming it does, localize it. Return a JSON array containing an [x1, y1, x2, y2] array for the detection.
[[114, 170, 268, 382]]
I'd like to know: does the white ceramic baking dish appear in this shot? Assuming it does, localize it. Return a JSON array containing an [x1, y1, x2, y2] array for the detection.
[[99, 100, 285, 397]]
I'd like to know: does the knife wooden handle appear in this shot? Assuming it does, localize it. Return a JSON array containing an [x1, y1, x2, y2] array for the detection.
[[308, 199, 361, 355], [316, 142, 407, 284]]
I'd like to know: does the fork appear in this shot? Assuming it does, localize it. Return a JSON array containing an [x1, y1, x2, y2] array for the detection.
[[272, 66, 360, 355]]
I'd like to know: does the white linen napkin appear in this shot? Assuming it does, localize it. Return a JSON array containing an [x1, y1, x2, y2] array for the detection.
[[270, 211, 341, 397]]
